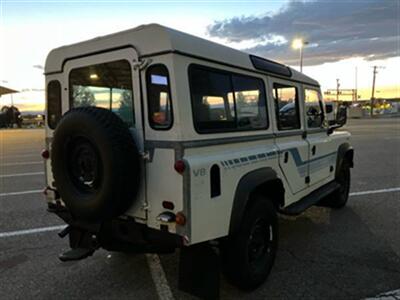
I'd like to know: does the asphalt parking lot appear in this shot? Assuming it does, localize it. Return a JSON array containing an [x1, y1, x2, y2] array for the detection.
[[0, 118, 399, 300]]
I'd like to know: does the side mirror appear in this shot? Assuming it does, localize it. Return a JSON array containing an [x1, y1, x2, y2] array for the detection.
[[327, 105, 347, 134], [325, 104, 333, 114], [336, 106, 347, 126]]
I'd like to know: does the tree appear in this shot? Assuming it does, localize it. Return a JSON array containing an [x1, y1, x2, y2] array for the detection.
[[118, 89, 134, 125], [236, 92, 246, 106], [73, 86, 95, 107], [0, 105, 21, 128]]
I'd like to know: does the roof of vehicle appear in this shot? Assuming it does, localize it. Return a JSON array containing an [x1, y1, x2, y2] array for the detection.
[[45, 23, 319, 86]]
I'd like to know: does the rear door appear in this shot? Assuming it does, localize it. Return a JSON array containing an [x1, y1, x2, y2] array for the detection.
[[270, 79, 309, 195], [64, 48, 146, 219]]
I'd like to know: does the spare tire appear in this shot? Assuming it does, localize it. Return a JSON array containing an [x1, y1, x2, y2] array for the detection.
[[51, 107, 140, 222]]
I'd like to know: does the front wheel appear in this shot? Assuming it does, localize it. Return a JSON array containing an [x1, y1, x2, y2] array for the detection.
[[323, 161, 351, 208], [221, 196, 278, 290]]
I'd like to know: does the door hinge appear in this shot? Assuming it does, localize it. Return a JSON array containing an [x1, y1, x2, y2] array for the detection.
[[305, 176, 310, 184], [140, 151, 151, 161], [132, 58, 152, 70]]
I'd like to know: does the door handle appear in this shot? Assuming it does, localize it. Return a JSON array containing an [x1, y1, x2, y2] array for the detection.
[[312, 145, 316, 155], [284, 152, 289, 163]]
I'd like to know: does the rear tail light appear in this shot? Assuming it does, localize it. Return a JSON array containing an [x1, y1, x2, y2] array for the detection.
[[41, 149, 50, 159], [174, 160, 186, 174], [162, 201, 175, 210], [175, 211, 186, 226]]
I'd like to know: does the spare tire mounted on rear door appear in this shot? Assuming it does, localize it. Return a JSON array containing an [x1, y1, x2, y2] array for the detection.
[[51, 107, 141, 222]]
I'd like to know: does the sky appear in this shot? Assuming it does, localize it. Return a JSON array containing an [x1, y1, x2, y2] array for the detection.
[[0, 0, 399, 112]]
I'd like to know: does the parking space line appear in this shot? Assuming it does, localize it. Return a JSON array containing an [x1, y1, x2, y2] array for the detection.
[[0, 226, 175, 300], [0, 154, 39, 159], [146, 254, 175, 300], [350, 187, 400, 196], [0, 171, 45, 178], [1, 186, 399, 300], [364, 288, 400, 299], [0, 190, 42, 197], [2, 161, 43, 166], [0, 225, 66, 238]]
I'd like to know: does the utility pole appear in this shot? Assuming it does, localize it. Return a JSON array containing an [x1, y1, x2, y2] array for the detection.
[[370, 66, 384, 116], [336, 78, 340, 102], [354, 67, 358, 102]]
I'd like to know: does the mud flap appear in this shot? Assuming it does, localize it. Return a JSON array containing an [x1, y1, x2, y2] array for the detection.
[[178, 243, 220, 300]]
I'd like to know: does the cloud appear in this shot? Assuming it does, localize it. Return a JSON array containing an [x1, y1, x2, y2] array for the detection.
[[207, 0, 399, 65]]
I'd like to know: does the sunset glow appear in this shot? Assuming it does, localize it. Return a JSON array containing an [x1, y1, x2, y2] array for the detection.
[[0, 0, 398, 112]]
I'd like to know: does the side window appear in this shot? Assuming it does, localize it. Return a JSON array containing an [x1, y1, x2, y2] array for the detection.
[[146, 65, 173, 129], [273, 83, 301, 130], [47, 80, 62, 129], [232, 75, 268, 129], [189, 65, 268, 133], [190, 67, 235, 132], [69, 60, 134, 126], [305, 89, 324, 128]]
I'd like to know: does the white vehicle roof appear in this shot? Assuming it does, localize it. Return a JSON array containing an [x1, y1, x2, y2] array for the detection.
[[45, 23, 319, 86]]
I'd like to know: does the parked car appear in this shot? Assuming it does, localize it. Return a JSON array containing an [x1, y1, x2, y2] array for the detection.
[[43, 24, 353, 299]]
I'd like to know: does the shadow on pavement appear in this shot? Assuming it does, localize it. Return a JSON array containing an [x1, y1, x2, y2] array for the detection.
[[161, 206, 400, 300]]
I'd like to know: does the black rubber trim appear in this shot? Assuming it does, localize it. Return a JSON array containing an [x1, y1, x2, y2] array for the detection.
[[250, 55, 292, 77], [145, 63, 174, 130], [280, 180, 340, 215], [229, 168, 278, 235], [336, 143, 354, 177]]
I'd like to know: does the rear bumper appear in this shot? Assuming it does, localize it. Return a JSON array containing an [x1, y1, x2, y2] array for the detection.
[[48, 202, 183, 254]]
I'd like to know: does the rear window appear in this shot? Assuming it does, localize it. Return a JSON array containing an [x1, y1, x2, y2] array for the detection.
[[47, 80, 62, 129], [189, 65, 268, 133], [69, 60, 134, 126], [146, 64, 173, 129]]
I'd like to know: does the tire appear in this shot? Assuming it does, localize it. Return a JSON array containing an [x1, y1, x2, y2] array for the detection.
[[221, 195, 278, 290], [323, 160, 351, 209], [51, 107, 140, 222]]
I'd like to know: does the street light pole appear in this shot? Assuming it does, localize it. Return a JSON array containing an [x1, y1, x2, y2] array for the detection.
[[299, 46, 304, 73], [292, 39, 308, 73]]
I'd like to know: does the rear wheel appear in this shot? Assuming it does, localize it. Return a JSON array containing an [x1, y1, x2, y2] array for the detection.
[[221, 195, 278, 290]]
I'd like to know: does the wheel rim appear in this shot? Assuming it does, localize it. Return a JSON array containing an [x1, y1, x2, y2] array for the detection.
[[66, 136, 102, 193], [247, 218, 274, 269]]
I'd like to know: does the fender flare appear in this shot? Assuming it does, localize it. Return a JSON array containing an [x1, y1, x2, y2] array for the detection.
[[229, 167, 280, 235], [336, 143, 354, 177]]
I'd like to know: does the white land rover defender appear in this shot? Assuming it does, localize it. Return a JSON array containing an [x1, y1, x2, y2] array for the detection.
[[43, 24, 353, 298]]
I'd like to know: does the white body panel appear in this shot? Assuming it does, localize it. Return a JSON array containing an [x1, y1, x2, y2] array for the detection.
[[44, 24, 351, 245]]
